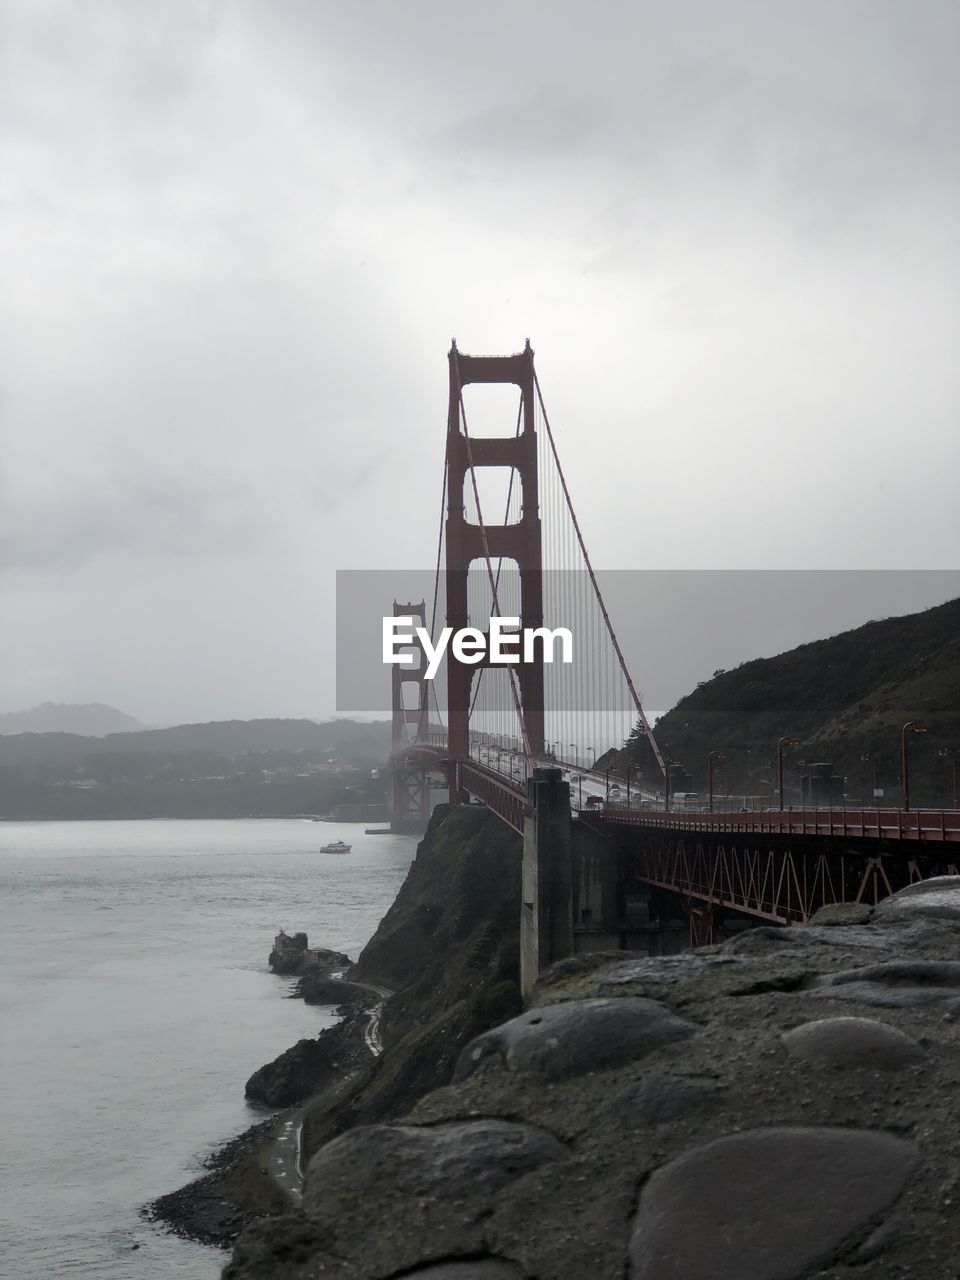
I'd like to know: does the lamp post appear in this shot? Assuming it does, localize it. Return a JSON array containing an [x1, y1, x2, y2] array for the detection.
[[605, 765, 619, 802], [901, 721, 928, 811], [626, 761, 643, 809], [777, 737, 799, 810], [569, 744, 579, 767], [707, 750, 726, 810], [664, 760, 681, 812], [861, 752, 879, 806], [938, 746, 957, 808], [586, 746, 596, 772], [567, 771, 583, 808]]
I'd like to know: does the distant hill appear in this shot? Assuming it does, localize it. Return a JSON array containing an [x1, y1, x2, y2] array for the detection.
[[616, 597, 960, 807], [0, 702, 145, 737], [0, 717, 391, 767], [0, 717, 392, 820]]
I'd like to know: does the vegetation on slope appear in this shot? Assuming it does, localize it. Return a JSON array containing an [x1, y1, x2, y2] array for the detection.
[[620, 597, 960, 806]]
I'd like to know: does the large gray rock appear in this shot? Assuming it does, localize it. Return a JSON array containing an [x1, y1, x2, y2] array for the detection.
[[613, 1071, 722, 1125], [875, 876, 960, 923], [723, 926, 803, 954], [808, 902, 874, 926], [781, 1016, 925, 1069], [304, 1119, 564, 1212], [454, 997, 694, 1083], [294, 973, 378, 1007], [395, 1265, 522, 1279], [811, 959, 960, 1008], [629, 1127, 917, 1280], [244, 1037, 337, 1108], [726, 922, 906, 955], [598, 953, 740, 986]]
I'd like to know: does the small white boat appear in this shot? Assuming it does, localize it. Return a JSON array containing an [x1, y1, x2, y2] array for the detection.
[[319, 840, 352, 854]]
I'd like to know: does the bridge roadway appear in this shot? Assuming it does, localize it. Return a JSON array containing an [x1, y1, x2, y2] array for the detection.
[[404, 735, 960, 842], [398, 736, 960, 936]]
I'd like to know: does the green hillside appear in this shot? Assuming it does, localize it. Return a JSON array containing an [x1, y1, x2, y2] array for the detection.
[[618, 597, 960, 808]]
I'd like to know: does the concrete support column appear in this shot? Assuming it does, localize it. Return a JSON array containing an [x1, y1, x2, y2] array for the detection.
[[521, 766, 573, 997], [571, 823, 621, 953]]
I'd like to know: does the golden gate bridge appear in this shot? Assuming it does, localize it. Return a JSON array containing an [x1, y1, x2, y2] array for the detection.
[[388, 342, 959, 981]]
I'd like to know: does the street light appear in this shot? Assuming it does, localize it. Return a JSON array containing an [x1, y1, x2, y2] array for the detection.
[[938, 745, 957, 808], [605, 765, 619, 802], [586, 746, 596, 771], [777, 737, 799, 810], [626, 760, 644, 809], [569, 744, 579, 767], [664, 759, 682, 812], [901, 721, 928, 811], [707, 750, 726, 810], [861, 752, 879, 806]]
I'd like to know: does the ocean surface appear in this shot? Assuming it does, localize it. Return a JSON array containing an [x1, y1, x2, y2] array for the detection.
[[0, 819, 418, 1280]]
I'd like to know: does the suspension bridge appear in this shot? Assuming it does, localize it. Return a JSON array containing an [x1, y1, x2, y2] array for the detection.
[[388, 342, 960, 990]]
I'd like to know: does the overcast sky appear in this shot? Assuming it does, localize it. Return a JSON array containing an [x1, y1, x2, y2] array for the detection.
[[1, 1, 958, 725]]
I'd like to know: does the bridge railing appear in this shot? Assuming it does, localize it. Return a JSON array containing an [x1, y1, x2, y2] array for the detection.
[[601, 806, 960, 844], [454, 758, 528, 835]]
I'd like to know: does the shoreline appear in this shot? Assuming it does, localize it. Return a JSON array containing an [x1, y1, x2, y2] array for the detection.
[[142, 1115, 287, 1251], [145, 966, 388, 1248], [145, 805, 524, 1256]]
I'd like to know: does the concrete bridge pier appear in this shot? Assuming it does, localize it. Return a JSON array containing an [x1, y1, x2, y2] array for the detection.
[[521, 766, 573, 997]]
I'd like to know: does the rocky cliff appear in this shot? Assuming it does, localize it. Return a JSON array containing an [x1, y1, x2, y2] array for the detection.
[[296, 803, 524, 1161], [224, 876, 960, 1280]]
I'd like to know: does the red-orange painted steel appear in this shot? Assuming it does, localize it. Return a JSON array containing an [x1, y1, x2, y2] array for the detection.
[[445, 343, 545, 789], [602, 807, 960, 844], [395, 743, 960, 921]]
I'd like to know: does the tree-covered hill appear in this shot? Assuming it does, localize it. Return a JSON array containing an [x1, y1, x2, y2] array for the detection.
[[0, 717, 389, 766], [617, 597, 960, 807], [0, 718, 391, 819]]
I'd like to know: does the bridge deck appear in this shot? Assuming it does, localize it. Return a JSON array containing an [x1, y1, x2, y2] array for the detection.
[[396, 745, 960, 934], [601, 806, 960, 844], [399, 743, 960, 844]]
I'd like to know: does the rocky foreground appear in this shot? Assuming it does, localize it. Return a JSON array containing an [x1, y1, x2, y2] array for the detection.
[[224, 877, 960, 1280]]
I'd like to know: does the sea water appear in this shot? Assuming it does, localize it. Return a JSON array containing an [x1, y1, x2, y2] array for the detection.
[[0, 819, 417, 1279]]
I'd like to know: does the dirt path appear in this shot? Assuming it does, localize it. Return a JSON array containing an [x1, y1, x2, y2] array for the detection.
[[265, 979, 393, 1199], [357, 981, 392, 1057], [264, 1107, 307, 1202]]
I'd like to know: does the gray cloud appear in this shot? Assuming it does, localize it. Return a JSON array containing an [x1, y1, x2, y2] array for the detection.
[[0, 462, 269, 571], [0, 0, 957, 722]]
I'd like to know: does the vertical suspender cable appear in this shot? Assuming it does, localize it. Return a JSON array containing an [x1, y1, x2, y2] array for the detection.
[[534, 372, 666, 779]]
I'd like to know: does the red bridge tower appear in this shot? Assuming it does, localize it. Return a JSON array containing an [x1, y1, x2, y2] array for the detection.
[[445, 341, 545, 801]]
